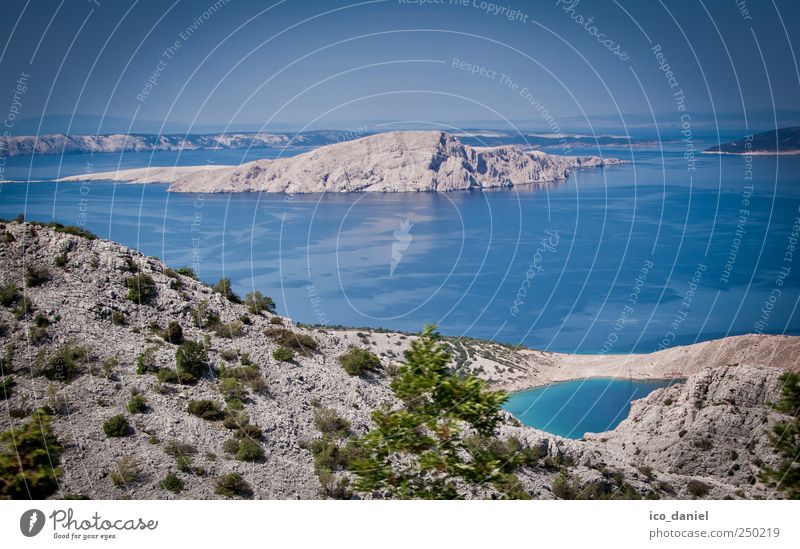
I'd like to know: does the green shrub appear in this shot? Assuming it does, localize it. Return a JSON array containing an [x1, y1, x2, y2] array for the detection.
[[244, 291, 276, 315], [214, 472, 252, 498], [28, 220, 96, 240], [313, 407, 352, 439], [110, 456, 140, 487], [211, 320, 243, 339], [338, 348, 381, 376], [268, 316, 283, 325], [175, 340, 208, 383], [235, 438, 264, 462], [161, 321, 184, 344], [693, 438, 713, 451], [161, 472, 184, 493], [213, 277, 241, 303], [0, 376, 14, 400], [126, 273, 157, 304], [0, 282, 21, 307], [187, 399, 225, 421], [127, 393, 147, 414], [135, 347, 158, 374], [190, 300, 219, 328], [157, 368, 179, 383], [219, 377, 247, 404], [102, 414, 131, 437], [175, 266, 197, 279], [687, 480, 711, 498], [272, 346, 294, 362], [164, 440, 197, 459], [54, 253, 68, 268], [37, 341, 88, 382], [219, 364, 267, 394], [0, 408, 62, 498], [263, 328, 318, 356], [25, 265, 50, 287], [111, 311, 126, 326]]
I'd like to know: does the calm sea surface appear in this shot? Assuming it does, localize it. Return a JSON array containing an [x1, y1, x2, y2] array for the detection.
[[1, 141, 798, 354]]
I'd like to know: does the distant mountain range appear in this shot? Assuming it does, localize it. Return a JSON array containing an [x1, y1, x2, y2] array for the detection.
[[704, 126, 800, 155], [1, 129, 651, 159]]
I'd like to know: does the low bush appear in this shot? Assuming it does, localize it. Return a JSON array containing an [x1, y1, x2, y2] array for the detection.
[[127, 392, 147, 414], [37, 341, 88, 382], [102, 414, 131, 437], [215, 472, 252, 498], [338, 348, 381, 377], [313, 408, 352, 439], [161, 321, 184, 344], [268, 316, 283, 325], [126, 273, 157, 304], [175, 266, 197, 279], [54, 253, 68, 268], [175, 340, 209, 383], [211, 320, 243, 339], [687, 480, 711, 498], [187, 399, 225, 421], [0, 376, 14, 400], [272, 346, 294, 362], [0, 282, 21, 307], [161, 472, 184, 494], [28, 220, 97, 240], [263, 328, 318, 356], [25, 265, 51, 287], [236, 438, 264, 462], [111, 311, 126, 326], [110, 457, 140, 487], [223, 437, 264, 462], [213, 277, 241, 303], [135, 347, 158, 374], [244, 291, 276, 315], [156, 368, 179, 383], [219, 364, 267, 394]]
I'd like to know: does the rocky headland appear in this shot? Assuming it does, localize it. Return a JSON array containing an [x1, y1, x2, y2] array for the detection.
[[56, 131, 621, 193], [0, 220, 796, 500]]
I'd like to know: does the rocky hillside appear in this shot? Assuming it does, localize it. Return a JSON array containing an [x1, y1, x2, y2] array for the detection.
[[704, 126, 800, 155], [57, 131, 621, 193], [0, 220, 796, 500]]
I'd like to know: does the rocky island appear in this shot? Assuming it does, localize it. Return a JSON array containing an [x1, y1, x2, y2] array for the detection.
[[56, 131, 621, 193], [1, 218, 798, 500]]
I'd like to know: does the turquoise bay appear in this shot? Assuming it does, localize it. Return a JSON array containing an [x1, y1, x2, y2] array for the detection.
[[503, 378, 677, 439]]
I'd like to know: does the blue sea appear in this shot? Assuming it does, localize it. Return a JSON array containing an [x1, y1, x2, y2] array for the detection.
[[1, 139, 799, 355], [503, 378, 676, 439]]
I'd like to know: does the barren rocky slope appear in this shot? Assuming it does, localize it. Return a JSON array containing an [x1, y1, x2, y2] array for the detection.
[[0, 220, 796, 500], [57, 131, 620, 193]]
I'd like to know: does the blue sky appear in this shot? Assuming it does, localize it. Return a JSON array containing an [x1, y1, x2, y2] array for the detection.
[[1, 0, 798, 133]]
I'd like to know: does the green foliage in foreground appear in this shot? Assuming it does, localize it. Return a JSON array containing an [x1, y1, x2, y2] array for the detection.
[[759, 372, 800, 498], [348, 325, 527, 499], [0, 408, 63, 499]]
